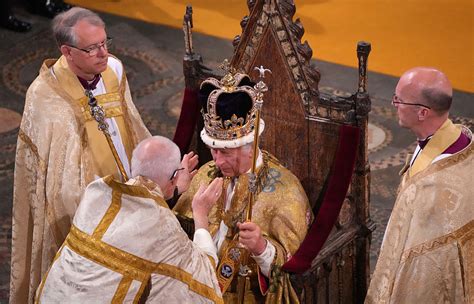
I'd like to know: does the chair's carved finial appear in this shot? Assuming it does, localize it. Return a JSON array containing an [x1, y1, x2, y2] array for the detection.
[[183, 5, 194, 56]]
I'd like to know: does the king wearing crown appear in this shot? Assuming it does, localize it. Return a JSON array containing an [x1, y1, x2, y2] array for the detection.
[[174, 66, 312, 303]]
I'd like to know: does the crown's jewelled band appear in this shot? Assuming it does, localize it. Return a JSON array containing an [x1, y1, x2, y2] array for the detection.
[[204, 112, 258, 140]]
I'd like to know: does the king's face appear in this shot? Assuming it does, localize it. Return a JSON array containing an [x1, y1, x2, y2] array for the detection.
[[210, 146, 252, 177]]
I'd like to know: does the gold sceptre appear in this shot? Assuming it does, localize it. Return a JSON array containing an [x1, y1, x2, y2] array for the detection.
[[85, 90, 129, 181], [236, 66, 271, 303]]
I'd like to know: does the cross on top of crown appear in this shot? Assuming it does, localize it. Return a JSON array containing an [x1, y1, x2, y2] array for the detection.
[[218, 59, 236, 75], [218, 59, 239, 91]]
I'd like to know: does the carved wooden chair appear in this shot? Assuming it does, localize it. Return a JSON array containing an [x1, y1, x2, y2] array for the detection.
[[174, 1, 374, 302]]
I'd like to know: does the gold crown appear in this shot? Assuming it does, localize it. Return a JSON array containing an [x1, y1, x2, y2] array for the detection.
[[200, 60, 270, 148], [202, 73, 257, 141]]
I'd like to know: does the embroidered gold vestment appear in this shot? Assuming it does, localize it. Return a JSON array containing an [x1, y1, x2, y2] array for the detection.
[[35, 176, 222, 303], [10, 56, 150, 303], [174, 152, 312, 303], [366, 127, 473, 303]]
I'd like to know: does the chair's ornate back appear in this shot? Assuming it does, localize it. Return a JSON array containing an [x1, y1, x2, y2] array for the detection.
[[180, 1, 374, 302], [231, 2, 373, 302]]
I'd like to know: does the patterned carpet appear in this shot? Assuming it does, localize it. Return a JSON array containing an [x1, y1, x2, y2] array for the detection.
[[67, 0, 474, 92], [0, 7, 473, 303]]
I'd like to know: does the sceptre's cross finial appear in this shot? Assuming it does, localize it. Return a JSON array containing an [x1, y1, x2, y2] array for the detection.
[[254, 65, 272, 79]]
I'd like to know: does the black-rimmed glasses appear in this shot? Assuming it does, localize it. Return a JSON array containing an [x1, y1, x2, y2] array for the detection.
[[391, 94, 431, 109], [169, 168, 185, 180], [68, 38, 112, 57]]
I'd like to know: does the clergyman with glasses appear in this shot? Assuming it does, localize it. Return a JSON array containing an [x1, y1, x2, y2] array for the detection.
[[366, 67, 473, 303], [10, 7, 151, 303], [35, 136, 223, 303]]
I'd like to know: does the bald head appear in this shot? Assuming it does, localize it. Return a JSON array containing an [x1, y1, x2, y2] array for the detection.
[[397, 67, 453, 114], [131, 136, 181, 188]]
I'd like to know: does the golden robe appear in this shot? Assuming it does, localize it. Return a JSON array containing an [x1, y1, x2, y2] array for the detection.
[[366, 126, 473, 303], [174, 151, 312, 303], [10, 56, 150, 303], [35, 176, 222, 303]]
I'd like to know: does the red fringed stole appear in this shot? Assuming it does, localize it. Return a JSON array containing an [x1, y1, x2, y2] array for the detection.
[[282, 125, 360, 273]]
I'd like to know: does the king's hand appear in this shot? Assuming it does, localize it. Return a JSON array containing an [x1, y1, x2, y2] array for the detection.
[[237, 221, 267, 256]]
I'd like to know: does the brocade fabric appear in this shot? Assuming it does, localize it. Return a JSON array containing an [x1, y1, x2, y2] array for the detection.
[[35, 176, 222, 303], [174, 152, 312, 303], [10, 56, 150, 303], [366, 127, 473, 303]]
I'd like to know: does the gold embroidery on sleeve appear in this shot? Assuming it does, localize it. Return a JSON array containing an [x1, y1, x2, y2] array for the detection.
[[66, 225, 223, 303]]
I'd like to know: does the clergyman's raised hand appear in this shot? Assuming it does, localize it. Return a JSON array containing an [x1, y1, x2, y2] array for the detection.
[[192, 178, 223, 230], [176, 151, 199, 194]]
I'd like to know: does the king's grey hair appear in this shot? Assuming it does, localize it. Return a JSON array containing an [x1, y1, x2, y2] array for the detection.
[[52, 7, 105, 48]]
